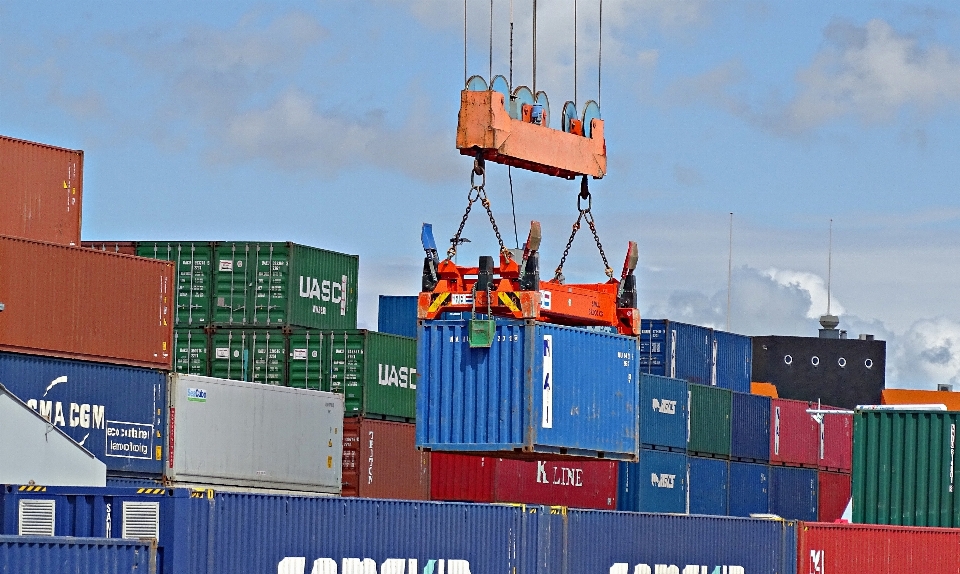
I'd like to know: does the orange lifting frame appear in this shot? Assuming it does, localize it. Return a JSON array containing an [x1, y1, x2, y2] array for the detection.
[[417, 253, 639, 337], [456, 90, 607, 180]]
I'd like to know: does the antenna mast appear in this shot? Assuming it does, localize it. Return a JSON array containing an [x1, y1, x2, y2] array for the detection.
[[726, 213, 733, 331], [827, 218, 833, 315]]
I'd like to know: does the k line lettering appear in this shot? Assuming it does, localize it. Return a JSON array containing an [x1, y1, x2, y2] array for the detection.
[[278, 557, 472, 574], [378, 364, 416, 390], [610, 565, 745, 574], [535, 461, 584, 487]]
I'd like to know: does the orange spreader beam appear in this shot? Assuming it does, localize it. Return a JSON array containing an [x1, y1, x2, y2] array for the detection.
[[456, 90, 607, 180], [418, 253, 639, 336]]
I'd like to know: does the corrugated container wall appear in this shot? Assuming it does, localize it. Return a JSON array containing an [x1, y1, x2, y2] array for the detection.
[[687, 456, 729, 516], [731, 392, 771, 462], [728, 461, 770, 517], [377, 295, 418, 338], [82, 241, 137, 255], [327, 330, 417, 420], [0, 236, 174, 369], [639, 319, 713, 386], [174, 328, 208, 376], [137, 242, 214, 327], [430, 453, 618, 510], [617, 448, 687, 513], [713, 329, 752, 392], [417, 319, 639, 460], [797, 522, 960, 573], [688, 384, 732, 457], [820, 406, 852, 472], [342, 418, 429, 500], [0, 136, 82, 246], [818, 471, 851, 522], [852, 409, 960, 527], [770, 465, 818, 521], [770, 398, 819, 468], [165, 374, 344, 492], [0, 536, 156, 574], [0, 351, 166, 476], [638, 373, 688, 451]]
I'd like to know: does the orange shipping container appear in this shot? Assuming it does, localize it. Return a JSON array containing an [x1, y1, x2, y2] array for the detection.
[[0, 235, 173, 369], [881, 388, 960, 410], [0, 135, 82, 246]]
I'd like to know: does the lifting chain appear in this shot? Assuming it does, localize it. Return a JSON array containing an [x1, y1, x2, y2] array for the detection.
[[447, 153, 510, 261], [554, 177, 613, 283]]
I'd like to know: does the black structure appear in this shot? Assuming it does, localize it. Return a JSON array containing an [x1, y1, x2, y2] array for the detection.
[[751, 334, 885, 409]]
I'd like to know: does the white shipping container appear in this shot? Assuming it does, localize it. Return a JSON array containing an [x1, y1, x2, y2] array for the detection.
[[165, 374, 343, 493]]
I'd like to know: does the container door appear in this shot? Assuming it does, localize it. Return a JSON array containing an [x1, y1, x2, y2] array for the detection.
[[252, 242, 289, 326], [173, 329, 209, 376], [329, 332, 364, 416], [210, 329, 249, 381], [288, 330, 325, 390], [248, 330, 286, 385], [214, 242, 256, 325]]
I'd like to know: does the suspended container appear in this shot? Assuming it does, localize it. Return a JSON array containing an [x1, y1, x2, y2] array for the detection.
[[731, 392, 771, 462], [713, 329, 752, 392], [852, 408, 960, 527], [617, 448, 688, 513], [688, 384, 732, 458], [136, 241, 214, 327], [342, 418, 430, 500], [417, 318, 639, 460], [770, 398, 819, 468], [818, 471, 851, 522], [728, 461, 770, 517], [378, 295, 418, 338], [769, 465, 818, 521], [638, 373, 688, 451], [687, 456, 729, 516]]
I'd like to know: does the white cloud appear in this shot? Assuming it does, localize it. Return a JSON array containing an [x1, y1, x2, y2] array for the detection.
[[891, 318, 960, 389], [766, 268, 845, 319]]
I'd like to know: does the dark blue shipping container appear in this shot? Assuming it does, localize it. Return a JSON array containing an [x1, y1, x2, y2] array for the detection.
[[377, 295, 418, 339], [617, 449, 687, 513], [558, 512, 797, 574], [770, 465, 818, 521], [0, 352, 166, 476], [639, 319, 713, 386], [638, 373, 688, 451], [0, 536, 156, 574], [713, 329, 752, 392], [417, 318, 639, 460], [687, 456, 729, 515], [731, 392, 772, 462], [728, 461, 770, 517]]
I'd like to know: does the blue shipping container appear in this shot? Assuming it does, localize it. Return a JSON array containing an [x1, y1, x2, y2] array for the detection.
[[0, 352, 166, 476], [417, 319, 639, 460], [617, 449, 688, 513], [728, 461, 770, 517], [713, 329, 752, 392], [377, 295, 418, 339], [770, 466, 818, 521], [558, 512, 797, 574], [639, 319, 713, 386], [688, 456, 729, 516], [731, 392, 772, 462], [638, 373, 688, 451], [0, 536, 156, 574]]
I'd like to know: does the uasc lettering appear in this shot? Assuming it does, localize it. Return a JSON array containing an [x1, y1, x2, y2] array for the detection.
[[378, 364, 416, 390]]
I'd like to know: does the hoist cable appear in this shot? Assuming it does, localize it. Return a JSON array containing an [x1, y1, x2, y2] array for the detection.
[[532, 0, 537, 94], [598, 0, 603, 107], [488, 0, 493, 82], [463, 0, 468, 85], [509, 167, 519, 249], [509, 0, 514, 88], [574, 0, 578, 106]]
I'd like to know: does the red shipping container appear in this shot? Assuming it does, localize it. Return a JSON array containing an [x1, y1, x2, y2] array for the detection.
[[819, 406, 852, 472], [817, 471, 851, 522], [0, 235, 173, 369], [342, 418, 430, 500], [82, 241, 137, 256], [770, 398, 819, 468], [0, 135, 82, 246], [797, 522, 960, 572], [431, 453, 618, 509]]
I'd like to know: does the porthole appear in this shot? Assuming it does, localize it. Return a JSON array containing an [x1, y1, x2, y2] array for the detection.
[[784, 354, 793, 365], [838, 357, 847, 368], [865, 358, 874, 369], [811, 356, 820, 367]]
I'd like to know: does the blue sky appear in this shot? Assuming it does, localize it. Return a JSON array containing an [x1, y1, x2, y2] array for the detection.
[[4, 1, 960, 388]]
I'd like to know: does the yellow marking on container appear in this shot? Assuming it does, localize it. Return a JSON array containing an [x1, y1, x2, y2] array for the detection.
[[327, 456, 333, 469], [155, 446, 162, 460]]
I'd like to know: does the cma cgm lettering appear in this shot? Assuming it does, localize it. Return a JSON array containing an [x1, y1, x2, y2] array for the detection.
[[378, 364, 416, 389], [278, 557, 472, 574], [0, 351, 166, 476], [610, 565, 745, 574]]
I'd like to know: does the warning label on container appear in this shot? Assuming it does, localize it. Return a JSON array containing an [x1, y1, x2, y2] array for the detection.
[[105, 420, 154, 460], [293, 348, 308, 360]]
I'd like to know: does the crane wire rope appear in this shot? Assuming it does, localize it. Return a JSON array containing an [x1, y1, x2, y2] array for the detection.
[[598, 0, 602, 107], [463, 0, 468, 85], [532, 0, 537, 94], [509, 0, 519, 248], [574, 0, 578, 107], [489, 0, 493, 82]]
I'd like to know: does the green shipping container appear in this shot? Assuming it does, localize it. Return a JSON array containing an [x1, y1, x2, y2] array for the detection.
[[287, 329, 325, 390], [688, 384, 732, 457], [325, 330, 416, 421], [209, 328, 286, 385], [173, 328, 209, 376], [853, 409, 960, 527], [137, 242, 214, 327], [213, 242, 358, 329]]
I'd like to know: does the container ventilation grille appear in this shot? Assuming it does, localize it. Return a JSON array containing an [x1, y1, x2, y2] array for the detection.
[[19, 499, 55, 536], [122, 501, 160, 539]]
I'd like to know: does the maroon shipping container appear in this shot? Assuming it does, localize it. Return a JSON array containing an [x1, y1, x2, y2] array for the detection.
[[0, 235, 173, 369], [817, 471, 851, 522], [82, 241, 137, 256], [819, 407, 852, 472], [342, 418, 430, 500], [770, 398, 819, 468], [797, 522, 960, 572], [0, 135, 82, 246], [431, 453, 618, 510]]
